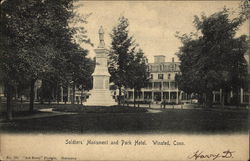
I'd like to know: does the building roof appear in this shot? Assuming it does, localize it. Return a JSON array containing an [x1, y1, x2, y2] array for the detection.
[[149, 61, 180, 73]]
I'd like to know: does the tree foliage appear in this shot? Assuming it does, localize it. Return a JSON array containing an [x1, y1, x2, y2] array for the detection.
[[0, 0, 93, 119], [126, 49, 150, 107], [109, 16, 135, 88], [109, 16, 149, 105], [176, 8, 248, 107]]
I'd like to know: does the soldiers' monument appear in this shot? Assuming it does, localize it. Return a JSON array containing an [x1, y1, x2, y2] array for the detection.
[[85, 26, 117, 106]]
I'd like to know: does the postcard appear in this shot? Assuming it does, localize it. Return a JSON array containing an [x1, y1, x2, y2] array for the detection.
[[0, 0, 249, 161]]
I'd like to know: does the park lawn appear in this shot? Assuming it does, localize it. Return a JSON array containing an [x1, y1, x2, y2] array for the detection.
[[52, 105, 147, 113], [0, 108, 248, 134]]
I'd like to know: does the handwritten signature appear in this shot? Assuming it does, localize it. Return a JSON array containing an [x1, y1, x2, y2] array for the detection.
[[187, 150, 234, 160]]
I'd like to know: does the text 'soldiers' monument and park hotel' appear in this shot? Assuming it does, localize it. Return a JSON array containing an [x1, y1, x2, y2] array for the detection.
[[85, 26, 117, 106]]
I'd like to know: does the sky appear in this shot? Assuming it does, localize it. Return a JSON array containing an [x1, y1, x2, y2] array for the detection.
[[74, 1, 249, 63]]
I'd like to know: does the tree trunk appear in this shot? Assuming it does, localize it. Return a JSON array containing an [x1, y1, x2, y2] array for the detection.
[[198, 93, 203, 105], [6, 83, 13, 121], [29, 79, 36, 112], [222, 94, 225, 108], [232, 86, 239, 107], [133, 89, 136, 108], [15, 86, 17, 100], [55, 83, 59, 104], [40, 98, 44, 105], [48, 96, 51, 105], [236, 87, 240, 108], [201, 93, 205, 108], [137, 90, 140, 108], [205, 91, 213, 108], [118, 86, 122, 105], [72, 82, 75, 104], [81, 89, 83, 105]]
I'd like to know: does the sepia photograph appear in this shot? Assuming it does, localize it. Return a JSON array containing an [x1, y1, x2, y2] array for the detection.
[[0, 0, 249, 160]]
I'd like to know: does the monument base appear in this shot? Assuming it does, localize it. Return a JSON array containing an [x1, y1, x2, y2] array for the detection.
[[85, 89, 117, 106]]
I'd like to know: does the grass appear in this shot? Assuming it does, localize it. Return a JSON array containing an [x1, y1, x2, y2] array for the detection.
[[0, 103, 147, 119], [52, 105, 148, 113], [0, 107, 248, 134], [0, 102, 58, 112]]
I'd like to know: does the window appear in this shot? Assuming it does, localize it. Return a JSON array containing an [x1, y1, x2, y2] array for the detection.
[[170, 64, 174, 71], [150, 74, 153, 79], [147, 83, 152, 89], [158, 74, 164, 79], [148, 65, 152, 71], [160, 65, 163, 71], [163, 82, 169, 89], [168, 73, 171, 80]]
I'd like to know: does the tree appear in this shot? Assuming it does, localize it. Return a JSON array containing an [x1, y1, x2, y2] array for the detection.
[[240, 0, 250, 21], [0, 0, 72, 112], [126, 49, 150, 107], [240, 0, 250, 107], [68, 48, 94, 104], [39, 79, 54, 104], [176, 8, 248, 108], [109, 16, 136, 105], [0, 0, 26, 119], [0, 0, 92, 119]]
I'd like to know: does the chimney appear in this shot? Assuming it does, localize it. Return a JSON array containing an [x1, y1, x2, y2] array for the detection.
[[154, 55, 165, 63], [172, 57, 174, 62]]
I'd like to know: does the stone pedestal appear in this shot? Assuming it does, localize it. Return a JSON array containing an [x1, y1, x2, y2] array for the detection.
[[85, 89, 116, 106], [85, 26, 116, 106]]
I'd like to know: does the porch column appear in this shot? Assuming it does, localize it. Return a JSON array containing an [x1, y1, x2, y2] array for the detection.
[[161, 81, 163, 101], [176, 83, 179, 104], [240, 88, 243, 104], [74, 85, 76, 103], [176, 91, 179, 104], [132, 89, 134, 100], [152, 82, 154, 102], [34, 86, 37, 101], [168, 81, 171, 102], [160, 92, 163, 102]]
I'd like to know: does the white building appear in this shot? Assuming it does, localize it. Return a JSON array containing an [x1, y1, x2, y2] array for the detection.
[[125, 55, 190, 104]]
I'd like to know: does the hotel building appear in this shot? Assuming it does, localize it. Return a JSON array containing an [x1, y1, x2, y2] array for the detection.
[[125, 55, 190, 103]]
